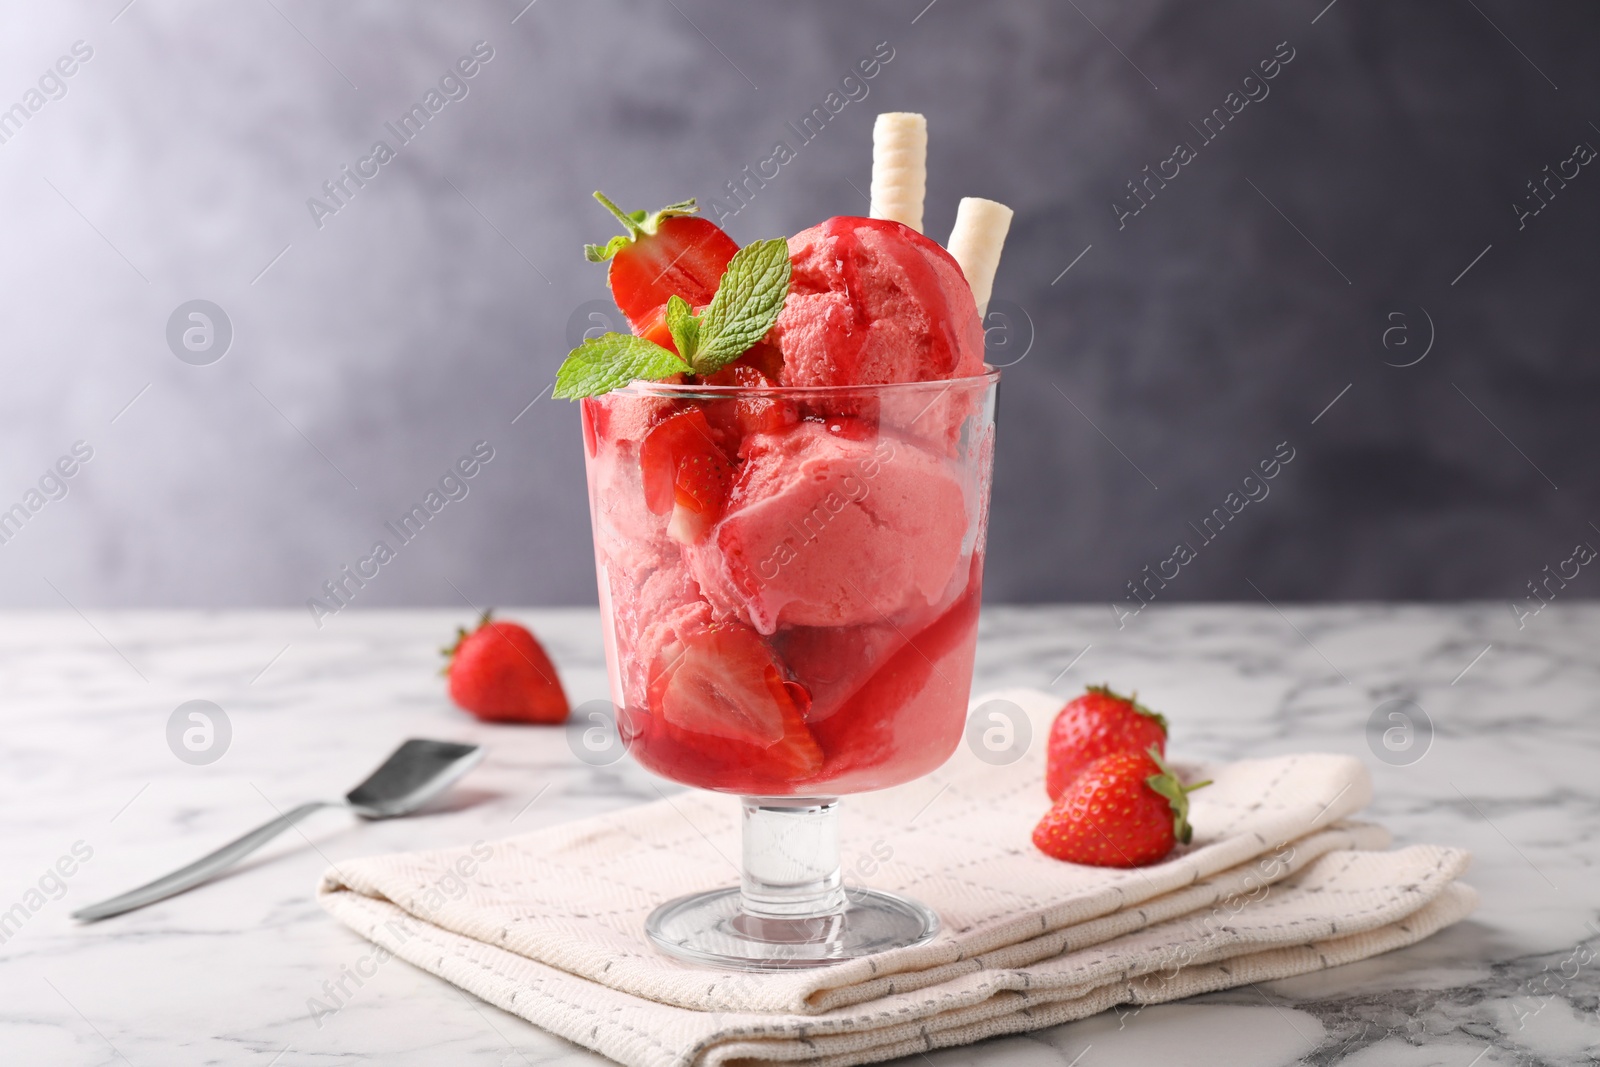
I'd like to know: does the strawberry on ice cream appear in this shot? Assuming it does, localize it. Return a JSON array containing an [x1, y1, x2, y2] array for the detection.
[[772, 217, 986, 388], [685, 419, 969, 635]]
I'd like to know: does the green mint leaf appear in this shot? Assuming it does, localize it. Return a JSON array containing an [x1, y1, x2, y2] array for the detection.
[[553, 333, 690, 399], [664, 295, 700, 361], [692, 238, 791, 374]]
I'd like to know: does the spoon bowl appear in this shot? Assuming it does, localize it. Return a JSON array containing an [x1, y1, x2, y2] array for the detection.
[[346, 739, 484, 818]]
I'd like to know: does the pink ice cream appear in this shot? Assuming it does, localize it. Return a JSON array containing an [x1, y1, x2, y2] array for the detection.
[[685, 420, 969, 635], [586, 216, 987, 717], [579, 206, 997, 797], [772, 217, 986, 388], [583, 397, 712, 709]]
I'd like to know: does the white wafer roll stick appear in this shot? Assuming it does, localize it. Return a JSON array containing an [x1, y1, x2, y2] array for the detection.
[[869, 112, 927, 232], [946, 196, 1014, 316]]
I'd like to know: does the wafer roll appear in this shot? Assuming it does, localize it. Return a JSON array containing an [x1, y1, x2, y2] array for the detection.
[[869, 112, 928, 233], [946, 196, 1013, 316]]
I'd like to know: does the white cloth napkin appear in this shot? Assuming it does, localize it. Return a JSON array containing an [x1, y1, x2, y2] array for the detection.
[[318, 688, 1475, 1066]]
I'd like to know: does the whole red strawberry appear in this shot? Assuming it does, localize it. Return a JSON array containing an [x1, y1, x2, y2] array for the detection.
[[1032, 748, 1209, 867], [443, 611, 570, 724], [1045, 684, 1168, 800]]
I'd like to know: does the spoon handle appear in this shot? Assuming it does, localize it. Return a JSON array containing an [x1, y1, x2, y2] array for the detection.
[[72, 801, 333, 921]]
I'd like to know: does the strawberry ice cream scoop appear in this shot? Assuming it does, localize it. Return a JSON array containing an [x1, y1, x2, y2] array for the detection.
[[685, 420, 969, 634], [773, 217, 986, 387]]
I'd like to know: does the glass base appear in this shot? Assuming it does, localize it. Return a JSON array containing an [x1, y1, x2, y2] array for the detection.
[[645, 885, 940, 969]]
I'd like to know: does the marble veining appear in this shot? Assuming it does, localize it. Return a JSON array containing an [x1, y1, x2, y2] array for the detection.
[[1, 604, 1596, 1065]]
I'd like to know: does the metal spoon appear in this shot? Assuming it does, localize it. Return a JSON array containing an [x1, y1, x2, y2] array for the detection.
[[73, 739, 484, 922]]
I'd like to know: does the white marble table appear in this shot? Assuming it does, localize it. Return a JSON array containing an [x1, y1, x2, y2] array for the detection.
[[2, 605, 1597, 1065]]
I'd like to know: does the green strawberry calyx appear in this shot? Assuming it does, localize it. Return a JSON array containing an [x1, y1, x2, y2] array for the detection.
[[1086, 683, 1168, 734], [1143, 746, 1211, 845], [441, 608, 495, 673], [583, 192, 701, 263]]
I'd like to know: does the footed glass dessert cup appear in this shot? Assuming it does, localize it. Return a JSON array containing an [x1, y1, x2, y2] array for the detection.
[[580, 369, 999, 969]]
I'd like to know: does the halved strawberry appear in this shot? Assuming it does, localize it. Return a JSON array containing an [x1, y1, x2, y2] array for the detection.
[[654, 625, 823, 777], [733, 340, 786, 382], [580, 397, 601, 459], [633, 303, 678, 353], [585, 193, 740, 336], [639, 409, 733, 543], [668, 450, 733, 543], [817, 413, 877, 441], [701, 361, 798, 441]]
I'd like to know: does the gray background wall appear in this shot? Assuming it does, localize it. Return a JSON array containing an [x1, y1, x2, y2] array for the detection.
[[0, 0, 1595, 614]]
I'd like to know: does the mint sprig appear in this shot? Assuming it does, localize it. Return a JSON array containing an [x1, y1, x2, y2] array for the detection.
[[665, 294, 699, 358], [554, 333, 690, 400], [554, 237, 792, 400], [694, 238, 790, 364]]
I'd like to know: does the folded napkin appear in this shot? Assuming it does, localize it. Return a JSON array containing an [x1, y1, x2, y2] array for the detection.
[[319, 689, 1475, 1067]]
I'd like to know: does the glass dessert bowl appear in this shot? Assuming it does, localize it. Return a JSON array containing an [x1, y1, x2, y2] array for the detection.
[[580, 370, 999, 968]]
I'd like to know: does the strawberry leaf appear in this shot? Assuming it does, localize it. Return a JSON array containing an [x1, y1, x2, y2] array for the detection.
[[554, 333, 690, 400], [584, 235, 631, 263], [1144, 746, 1211, 846], [1087, 683, 1169, 734], [440, 609, 495, 670], [584, 192, 702, 262]]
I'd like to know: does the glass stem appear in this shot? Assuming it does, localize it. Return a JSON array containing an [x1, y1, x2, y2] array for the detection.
[[739, 797, 846, 920]]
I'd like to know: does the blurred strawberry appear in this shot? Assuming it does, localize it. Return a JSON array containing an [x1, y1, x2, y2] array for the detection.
[[443, 610, 569, 724], [1045, 685, 1168, 800], [1033, 747, 1209, 867]]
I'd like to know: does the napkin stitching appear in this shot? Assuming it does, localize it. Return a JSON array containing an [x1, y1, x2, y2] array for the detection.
[[396, 909, 689, 1063]]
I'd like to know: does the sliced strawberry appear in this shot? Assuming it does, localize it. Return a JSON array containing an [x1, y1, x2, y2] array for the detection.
[[667, 449, 733, 543], [816, 413, 877, 441], [639, 409, 719, 511], [638, 409, 733, 543], [701, 361, 798, 441], [580, 397, 601, 459], [735, 340, 786, 382], [585, 193, 740, 335], [700, 360, 771, 391], [640, 308, 783, 382], [633, 303, 678, 353], [654, 625, 823, 777]]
